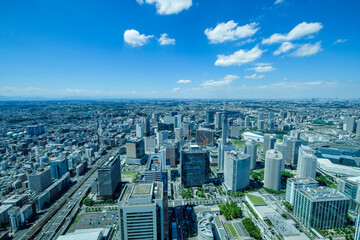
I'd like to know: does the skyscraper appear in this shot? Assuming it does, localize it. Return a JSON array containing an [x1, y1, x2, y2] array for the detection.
[[244, 140, 257, 170], [264, 150, 283, 191], [343, 116, 356, 133], [218, 144, 235, 172], [285, 177, 318, 205], [136, 124, 144, 138], [49, 157, 68, 180], [297, 146, 317, 179], [285, 137, 301, 167], [141, 116, 151, 136], [118, 181, 164, 240], [97, 155, 121, 199], [244, 116, 250, 129], [206, 110, 215, 123], [180, 146, 209, 187], [214, 112, 222, 129], [221, 110, 228, 144], [355, 214, 360, 240], [263, 134, 276, 156], [274, 140, 287, 170], [224, 151, 250, 192]]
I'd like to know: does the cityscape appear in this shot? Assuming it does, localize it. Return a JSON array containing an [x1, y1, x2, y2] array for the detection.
[[1, 0, 360, 240]]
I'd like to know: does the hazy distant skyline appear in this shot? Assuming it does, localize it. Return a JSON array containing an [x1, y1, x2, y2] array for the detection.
[[1, 0, 359, 99]]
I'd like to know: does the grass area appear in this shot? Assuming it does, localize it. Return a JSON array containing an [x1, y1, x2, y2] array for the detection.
[[68, 214, 81, 233], [246, 194, 266, 206], [243, 201, 259, 219], [228, 223, 239, 237], [232, 140, 245, 147], [122, 171, 138, 182]]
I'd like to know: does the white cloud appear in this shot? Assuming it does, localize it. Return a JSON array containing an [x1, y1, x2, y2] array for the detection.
[[201, 75, 239, 88], [249, 64, 275, 73], [124, 29, 153, 47], [215, 45, 264, 67], [275, 0, 284, 4], [259, 81, 323, 89], [292, 41, 322, 57], [333, 39, 348, 45], [262, 22, 323, 44], [137, 0, 192, 15], [171, 87, 181, 92], [273, 41, 296, 55], [158, 33, 175, 45], [245, 73, 265, 79], [204, 21, 259, 44], [177, 79, 192, 84]]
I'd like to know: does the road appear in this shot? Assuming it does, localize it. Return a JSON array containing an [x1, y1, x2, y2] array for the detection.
[[22, 148, 118, 240]]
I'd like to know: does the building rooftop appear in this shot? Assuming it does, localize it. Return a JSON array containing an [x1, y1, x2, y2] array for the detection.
[[119, 181, 163, 205], [288, 177, 318, 185], [298, 186, 349, 201], [99, 155, 118, 169]]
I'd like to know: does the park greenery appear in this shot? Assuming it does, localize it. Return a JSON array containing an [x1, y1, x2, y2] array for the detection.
[[283, 201, 293, 212], [82, 197, 94, 206], [243, 218, 262, 240], [182, 188, 194, 199], [219, 201, 242, 220], [251, 169, 264, 182]]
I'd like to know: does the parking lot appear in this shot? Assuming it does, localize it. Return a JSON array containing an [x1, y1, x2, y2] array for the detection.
[[70, 211, 118, 232]]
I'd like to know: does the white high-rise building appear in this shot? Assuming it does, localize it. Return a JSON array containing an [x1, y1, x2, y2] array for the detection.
[[297, 146, 317, 179], [274, 140, 287, 170], [118, 181, 164, 240], [244, 116, 250, 128], [244, 140, 257, 170], [224, 151, 250, 192], [136, 124, 144, 138], [264, 150, 283, 191], [218, 144, 235, 172]]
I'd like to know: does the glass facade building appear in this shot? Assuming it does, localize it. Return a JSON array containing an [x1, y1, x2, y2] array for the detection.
[[293, 187, 350, 229]]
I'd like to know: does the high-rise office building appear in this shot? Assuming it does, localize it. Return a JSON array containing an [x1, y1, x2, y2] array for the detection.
[[244, 116, 250, 129], [285, 138, 301, 167], [244, 140, 257, 170], [144, 154, 161, 181], [264, 150, 283, 191], [141, 116, 151, 136], [118, 181, 164, 240], [293, 187, 350, 229], [297, 146, 317, 179], [157, 131, 169, 146], [221, 110, 228, 144], [257, 120, 264, 131], [174, 114, 183, 128], [343, 116, 356, 133], [230, 125, 241, 139], [274, 140, 287, 170], [195, 129, 215, 147], [218, 144, 235, 172], [224, 151, 250, 192], [49, 157, 68, 180], [214, 112, 222, 129], [268, 112, 274, 120], [28, 168, 52, 192], [126, 138, 145, 159], [263, 134, 276, 156], [136, 124, 144, 138], [180, 146, 209, 187], [206, 110, 215, 123], [258, 112, 264, 121], [98, 155, 121, 199], [285, 178, 318, 205], [356, 120, 360, 135]]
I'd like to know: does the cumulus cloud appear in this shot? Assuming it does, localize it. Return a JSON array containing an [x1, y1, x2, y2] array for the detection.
[[215, 45, 264, 67], [333, 39, 348, 45], [273, 41, 296, 55], [249, 64, 275, 73], [262, 22, 323, 44], [201, 75, 239, 88], [204, 21, 259, 44], [124, 29, 154, 47], [292, 41, 322, 57], [177, 79, 192, 84], [158, 33, 175, 45], [275, 0, 284, 3], [245, 73, 265, 79], [136, 0, 192, 15]]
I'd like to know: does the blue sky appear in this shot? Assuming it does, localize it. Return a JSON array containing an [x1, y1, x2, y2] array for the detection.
[[0, 0, 359, 99]]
